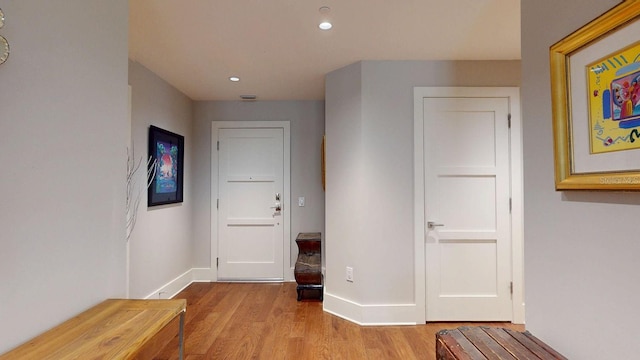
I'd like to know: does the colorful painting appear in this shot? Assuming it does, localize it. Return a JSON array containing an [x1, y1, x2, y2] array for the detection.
[[550, 1, 640, 190], [148, 125, 184, 206], [587, 41, 640, 154], [155, 141, 179, 194]]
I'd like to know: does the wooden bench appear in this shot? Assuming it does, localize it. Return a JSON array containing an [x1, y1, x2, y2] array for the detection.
[[0, 299, 186, 360], [436, 327, 567, 360]]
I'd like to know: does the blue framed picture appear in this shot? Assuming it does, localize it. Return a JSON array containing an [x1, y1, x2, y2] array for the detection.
[[148, 125, 184, 206]]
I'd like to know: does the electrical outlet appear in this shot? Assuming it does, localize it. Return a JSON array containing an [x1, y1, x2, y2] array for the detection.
[[298, 197, 305, 207], [346, 266, 354, 282]]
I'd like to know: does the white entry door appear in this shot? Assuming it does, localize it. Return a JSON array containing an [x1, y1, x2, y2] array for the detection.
[[216, 126, 286, 281], [423, 96, 512, 321]]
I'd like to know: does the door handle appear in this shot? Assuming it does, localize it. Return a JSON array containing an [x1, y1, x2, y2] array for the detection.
[[427, 221, 444, 230], [270, 203, 281, 212]]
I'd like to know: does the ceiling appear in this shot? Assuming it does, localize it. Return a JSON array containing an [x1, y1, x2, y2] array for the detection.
[[129, 0, 521, 101]]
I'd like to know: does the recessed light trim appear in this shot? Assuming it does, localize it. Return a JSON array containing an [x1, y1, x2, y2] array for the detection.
[[319, 22, 332, 30], [229, 76, 240, 82]]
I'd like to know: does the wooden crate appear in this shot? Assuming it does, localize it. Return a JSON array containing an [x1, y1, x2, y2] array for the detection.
[[436, 327, 567, 360]]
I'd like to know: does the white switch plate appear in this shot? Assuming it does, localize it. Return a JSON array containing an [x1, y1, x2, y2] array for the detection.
[[298, 197, 305, 207], [346, 266, 354, 282]]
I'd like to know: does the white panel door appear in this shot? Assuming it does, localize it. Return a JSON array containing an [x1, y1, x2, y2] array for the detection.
[[217, 128, 284, 280], [424, 97, 512, 321]]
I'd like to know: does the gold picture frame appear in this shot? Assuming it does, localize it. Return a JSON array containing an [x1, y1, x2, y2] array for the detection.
[[321, 135, 326, 191], [550, 1, 640, 190]]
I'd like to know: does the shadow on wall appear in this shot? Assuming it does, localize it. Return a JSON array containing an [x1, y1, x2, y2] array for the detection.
[[562, 191, 640, 205]]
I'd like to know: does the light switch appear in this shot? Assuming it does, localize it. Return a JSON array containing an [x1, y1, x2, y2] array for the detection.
[[298, 197, 305, 207]]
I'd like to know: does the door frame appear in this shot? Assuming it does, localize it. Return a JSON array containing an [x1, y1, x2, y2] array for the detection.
[[413, 87, 524, 324], [211, 121, 292, 281]]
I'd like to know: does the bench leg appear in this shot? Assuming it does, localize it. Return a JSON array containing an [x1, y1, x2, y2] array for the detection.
[[178, 311, 185, 360]]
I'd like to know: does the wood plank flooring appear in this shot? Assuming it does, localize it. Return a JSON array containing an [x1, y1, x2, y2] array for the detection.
[[143, 282, 524, 359]]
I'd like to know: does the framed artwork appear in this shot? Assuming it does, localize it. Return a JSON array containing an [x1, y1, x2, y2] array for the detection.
[[148, 125, 184, 206], [550, 1, 640, 190], [321, 135, 326, 191]]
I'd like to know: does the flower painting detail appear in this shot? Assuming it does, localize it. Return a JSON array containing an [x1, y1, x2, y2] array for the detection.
[[156, 141, 179, 194], [587, 41, 640, 154]]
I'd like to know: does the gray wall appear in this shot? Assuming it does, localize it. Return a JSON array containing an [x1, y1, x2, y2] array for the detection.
[[325, 60, 521, 316], [192, 101, 325, 270], [128, 61, 194, 298], [522, 0, 640, 358], [325, 62, 365, 304], [0, 1, 129, 352]]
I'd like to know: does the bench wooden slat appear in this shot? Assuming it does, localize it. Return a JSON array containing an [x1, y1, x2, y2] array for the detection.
[[436, 327, 566, 360], [482, 327, 539, 360], [498, 329, 553, 360], [437, 330, 487, 360], [0, 299, 186, 360], [459, 327, 516, 359], [520, 331, 568, 360]]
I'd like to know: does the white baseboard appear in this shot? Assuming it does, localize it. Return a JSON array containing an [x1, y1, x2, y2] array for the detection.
[[144, 269, 194, 299], [191, 267, 215, 282], [323, 292, 417, 326], [286, 266, 295, 282], [144, 266, 287, 299], [144, 269, 417, 327], [144, 268, 215, 299], [189, 267, 294, 282]]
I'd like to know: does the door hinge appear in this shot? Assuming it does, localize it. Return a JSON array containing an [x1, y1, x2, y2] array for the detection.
[[510, 281, 513, 295], [217, 141, 220, 150], [217, 199, 219, 209], [216, 257, 219, 268], [509, 198, 512, 213], [508, 113, 512, 128]]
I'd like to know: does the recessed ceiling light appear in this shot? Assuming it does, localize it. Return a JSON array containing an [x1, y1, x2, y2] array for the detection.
[[229, 76, 240, 82], [319, 22, 332, 30]]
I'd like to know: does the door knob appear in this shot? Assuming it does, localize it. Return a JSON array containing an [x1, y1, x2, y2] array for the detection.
[[427, 221, 444, 230]]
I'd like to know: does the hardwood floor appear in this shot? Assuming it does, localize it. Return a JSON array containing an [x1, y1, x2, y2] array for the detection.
[[144, 282, 524, 359]]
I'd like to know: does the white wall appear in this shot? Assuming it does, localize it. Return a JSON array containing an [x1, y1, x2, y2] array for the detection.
[[522, 1, 640, 358], [324, 60, 521, 323], [128, 61, 194, 298], [192, 101, 325, 272], [324, 62, 365, 309], [0, 0, 129, 353]]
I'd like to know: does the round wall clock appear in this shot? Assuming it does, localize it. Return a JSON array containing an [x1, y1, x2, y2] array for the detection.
[[0, 35, 9, 65]]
